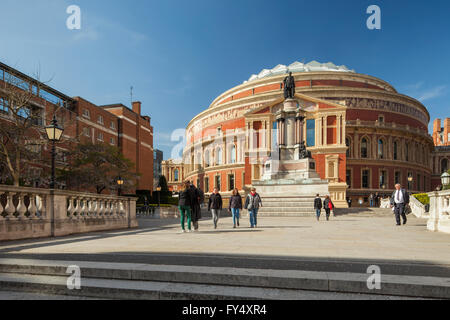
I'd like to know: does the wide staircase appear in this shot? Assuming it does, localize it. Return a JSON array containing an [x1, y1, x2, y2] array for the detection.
[[257, 196, 316, 217]]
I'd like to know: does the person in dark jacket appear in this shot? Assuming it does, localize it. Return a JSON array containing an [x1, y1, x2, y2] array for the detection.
[[244, 188, 262, 228], [178, 182, 192, 233], [390, 183, 410, 226], [314, 194, 322, 221], [323, 195, 334, 221], [189, 183, 204, 232], [228, 188, 243, 228], [208, 187, 222, 229]]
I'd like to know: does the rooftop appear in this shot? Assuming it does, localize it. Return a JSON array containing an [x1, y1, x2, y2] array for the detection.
[[244, 60, 355, 83]]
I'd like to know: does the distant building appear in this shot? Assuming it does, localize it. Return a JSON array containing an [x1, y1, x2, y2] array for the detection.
[[162, 60, 441, 206], [431, 118, 450, 189], [0, 61, 154, 194], [153, 149, 163, 188]]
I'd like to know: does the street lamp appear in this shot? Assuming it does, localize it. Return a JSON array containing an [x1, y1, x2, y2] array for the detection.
[[117, 176, 124, 196], [45, 115, 64, 189], [441, 172, 450, 189], [156, 186, 162, 208]]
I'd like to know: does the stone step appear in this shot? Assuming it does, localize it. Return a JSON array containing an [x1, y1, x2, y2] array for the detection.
[[258, 207, 315, 213], [0, 259, 448, 299], [261, 202, 315, 207]]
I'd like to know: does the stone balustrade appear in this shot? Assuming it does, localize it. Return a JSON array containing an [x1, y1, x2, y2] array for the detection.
[[427, 190, 450, 234], [0, 185, 138, 241], [410, 195, 429, 219]]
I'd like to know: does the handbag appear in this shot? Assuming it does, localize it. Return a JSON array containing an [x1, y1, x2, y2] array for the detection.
[[404, 204, 412, 215]]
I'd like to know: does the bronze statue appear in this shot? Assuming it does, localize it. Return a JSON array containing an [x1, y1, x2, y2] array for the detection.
[[283, 72, 296, 99], [299, 141, 312, 159]]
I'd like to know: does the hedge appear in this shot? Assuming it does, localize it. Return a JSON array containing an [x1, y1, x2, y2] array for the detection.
[[412, 193, 430, 206]]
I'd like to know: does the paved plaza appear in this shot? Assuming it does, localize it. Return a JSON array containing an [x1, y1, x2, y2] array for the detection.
[[1, 213, 449, 269], [0, 212, 449, 299]]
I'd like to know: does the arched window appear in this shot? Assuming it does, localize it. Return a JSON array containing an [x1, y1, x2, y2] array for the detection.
[[174, 169, 179, 182], [216, 148, 222, 166], [346, 137, 352, 158], [378, 139, 384, 159], [442, 158, 449, 173], [393, 141, 398, 160], [229, 144, 236, 164], [361, 138, 369, 158]]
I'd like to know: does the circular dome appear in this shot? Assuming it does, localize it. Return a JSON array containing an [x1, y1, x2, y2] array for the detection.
[[244, 60, 355, 83]]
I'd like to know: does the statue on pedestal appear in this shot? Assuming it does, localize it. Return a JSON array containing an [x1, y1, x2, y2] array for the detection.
[[283, 72, 296, 99]]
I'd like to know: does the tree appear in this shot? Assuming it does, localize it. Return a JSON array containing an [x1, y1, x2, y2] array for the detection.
[[60, 142, 139, 194], [0, 68, 72, 186]]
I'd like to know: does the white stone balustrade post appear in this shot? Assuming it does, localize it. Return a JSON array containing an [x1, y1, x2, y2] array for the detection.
[[98, 200, 104, 218], [4, 193, 16, 220], [28, 194, 38, 220], [67, 197, 75, 219], [16, 193, 27, 220], [36, 194, 46, 219]]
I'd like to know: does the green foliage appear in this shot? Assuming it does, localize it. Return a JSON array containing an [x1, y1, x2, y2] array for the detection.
[[413, 193, 430, 206], [60, 142, 139, 194]]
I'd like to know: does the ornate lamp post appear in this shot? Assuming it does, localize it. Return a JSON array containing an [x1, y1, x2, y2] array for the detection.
[[45, 115, 64, 189], [117, 176, 124, 196], [156, 186, 162, 208], [407, 174, 413, 191], [441, 172, 450, 190]]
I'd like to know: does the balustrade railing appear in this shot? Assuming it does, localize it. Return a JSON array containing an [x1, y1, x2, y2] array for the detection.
[[427, 190, 450, 234], [0, 185, 137, 241]]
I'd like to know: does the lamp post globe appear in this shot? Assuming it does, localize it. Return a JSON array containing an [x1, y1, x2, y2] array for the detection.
[[117, 177, 124, 196], [441, 172, 450, 188], [45, 115, 64, 189]]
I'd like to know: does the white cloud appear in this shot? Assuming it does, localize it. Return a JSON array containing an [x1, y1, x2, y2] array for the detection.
[[418, 85, 447, 101]]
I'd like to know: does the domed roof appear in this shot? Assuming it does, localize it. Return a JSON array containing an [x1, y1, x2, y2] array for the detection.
[[244, 60, 355, 83]]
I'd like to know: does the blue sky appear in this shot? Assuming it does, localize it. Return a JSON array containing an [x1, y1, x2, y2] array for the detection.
[[0, 0, 449, 159]]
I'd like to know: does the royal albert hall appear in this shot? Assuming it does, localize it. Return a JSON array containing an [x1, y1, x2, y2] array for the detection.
[[171, 61, 434, 207]]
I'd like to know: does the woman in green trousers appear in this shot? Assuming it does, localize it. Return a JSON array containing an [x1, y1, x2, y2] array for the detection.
[[178, 181, 193, 233]]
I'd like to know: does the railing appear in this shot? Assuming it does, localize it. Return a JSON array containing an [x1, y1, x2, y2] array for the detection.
[[427, 190, 450, 234], [410, 195, 429, 219], [0, 185, 138, 241]]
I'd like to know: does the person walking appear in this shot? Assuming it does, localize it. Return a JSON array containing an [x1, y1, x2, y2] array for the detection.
[[375, 192, 380, 207], [229, 188, 243, 228], [369, 193, 374, 207], [314, 194, 322, 221], [390, 183, 410, 226], [323, 195, 335, 221], [178, 181, 192, 233], [347, 197, 352, 208], [208, 187, 222, 229], [245, 188, 262, 228], [189, 183, 204, 232]]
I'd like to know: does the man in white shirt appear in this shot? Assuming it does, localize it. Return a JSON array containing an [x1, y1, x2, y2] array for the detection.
[[390, 184, 410, 226]]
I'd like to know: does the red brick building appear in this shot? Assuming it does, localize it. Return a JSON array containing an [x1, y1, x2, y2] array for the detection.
[[431, 118, 450, 189], [0, 62, 153, 194], [163, 61, 436, 207]]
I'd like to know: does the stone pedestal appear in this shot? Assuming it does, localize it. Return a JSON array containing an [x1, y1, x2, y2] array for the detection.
[[253, 98, 330, 203]]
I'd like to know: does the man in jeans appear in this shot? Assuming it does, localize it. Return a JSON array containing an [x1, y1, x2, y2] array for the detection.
[[390, 183, 410, 226], [245, 188, 263, 228], [208, 188, 222, 229], [314, 194, 322, 221]]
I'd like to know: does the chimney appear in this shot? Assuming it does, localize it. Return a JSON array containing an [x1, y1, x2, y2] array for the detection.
[[132, 101, 142, 115]]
